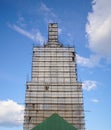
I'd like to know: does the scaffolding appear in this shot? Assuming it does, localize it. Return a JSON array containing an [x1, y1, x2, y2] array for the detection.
[[24, 23, 85, 130]]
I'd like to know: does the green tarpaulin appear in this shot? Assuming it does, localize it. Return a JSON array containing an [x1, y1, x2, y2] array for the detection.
[[31, 113, 78, 130]]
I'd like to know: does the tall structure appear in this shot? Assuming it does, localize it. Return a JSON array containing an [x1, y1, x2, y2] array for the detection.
[[24, 23, 85, 130]]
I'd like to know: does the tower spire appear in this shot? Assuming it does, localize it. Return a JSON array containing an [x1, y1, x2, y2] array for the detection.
[[48, 23, 58, 42], [45, 23, 62, 47]]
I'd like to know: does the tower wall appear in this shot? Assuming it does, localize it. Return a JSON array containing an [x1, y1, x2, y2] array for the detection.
[[24, 23, 85, 130]]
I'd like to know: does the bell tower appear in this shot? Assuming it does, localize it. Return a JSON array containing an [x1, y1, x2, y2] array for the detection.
[[24, 23, 85, 130]]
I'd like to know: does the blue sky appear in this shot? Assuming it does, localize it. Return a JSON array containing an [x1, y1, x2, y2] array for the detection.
[[0, 0, 111, 130]]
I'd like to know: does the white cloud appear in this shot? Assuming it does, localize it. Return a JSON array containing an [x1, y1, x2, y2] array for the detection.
[[8, 23, 46, 45], [91, 98, 99, 103], [76, 54, 100, 67], [8, 23, 34, 39], [39, 2, 57, 23], [40, 2, 56, 18], [86, 0, 111, 60], [82, 80, 97, 91], [0, 99, 24, 127], [16, 15, 27, 28], [35, 32, 46, 44], [58, 28, 62, 34]]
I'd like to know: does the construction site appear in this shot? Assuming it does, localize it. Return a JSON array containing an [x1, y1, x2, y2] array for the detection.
[[24, 23, 85, 130]]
